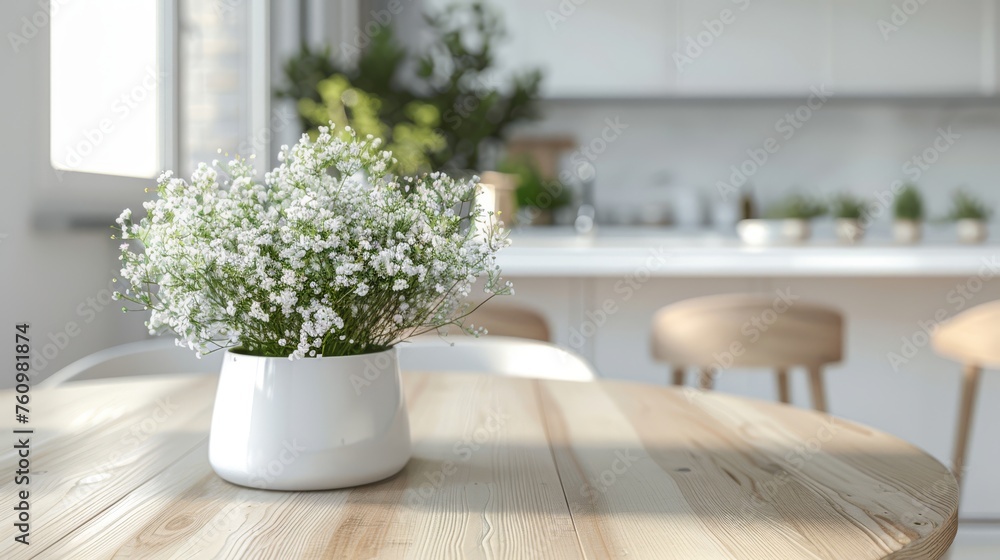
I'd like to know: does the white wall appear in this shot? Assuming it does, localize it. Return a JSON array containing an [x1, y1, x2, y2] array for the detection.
[[1, 1, 148, 391]]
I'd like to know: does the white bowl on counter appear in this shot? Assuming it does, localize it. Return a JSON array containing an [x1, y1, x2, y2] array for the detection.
[[737, 219, 811, 245]]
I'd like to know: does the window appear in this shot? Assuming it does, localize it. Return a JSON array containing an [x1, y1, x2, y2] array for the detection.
[[50, 0, 163, 178], [39, 0, 275, 226]]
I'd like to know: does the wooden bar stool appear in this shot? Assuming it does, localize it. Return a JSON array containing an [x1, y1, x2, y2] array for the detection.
[[650, 293, 843, 412], [463, 303, 551, 342], [411, 303, 551, 342], [932, 300, 1000, 488]]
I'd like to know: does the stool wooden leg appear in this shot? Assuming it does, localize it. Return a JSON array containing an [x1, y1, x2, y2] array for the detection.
[[699, 367, 715, 390], [775, 368, 791, 404], [671, 367, 685, 386], [807, 366, 827, 413], [953, 364, 982, 488]]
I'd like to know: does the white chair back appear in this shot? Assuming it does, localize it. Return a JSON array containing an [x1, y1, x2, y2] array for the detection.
[[40, 336, 598, 388], [38, 338, 224, 389], [397, 336, 597, 381]]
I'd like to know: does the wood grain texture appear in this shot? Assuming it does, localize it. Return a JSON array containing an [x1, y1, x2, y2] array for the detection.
[[1, 372, 957, 559]]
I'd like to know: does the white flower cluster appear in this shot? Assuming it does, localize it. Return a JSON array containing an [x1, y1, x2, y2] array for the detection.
[[114, 125, 511, 358]]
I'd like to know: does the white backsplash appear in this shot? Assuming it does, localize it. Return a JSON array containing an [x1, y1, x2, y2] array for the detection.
[[512, 99, 1000, 225]]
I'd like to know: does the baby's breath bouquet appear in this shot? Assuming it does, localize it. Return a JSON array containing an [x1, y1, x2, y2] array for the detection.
[[113, 125, 511, 359]]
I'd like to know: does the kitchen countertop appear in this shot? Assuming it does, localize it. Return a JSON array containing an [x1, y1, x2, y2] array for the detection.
[[498, 225, 1000, 277]]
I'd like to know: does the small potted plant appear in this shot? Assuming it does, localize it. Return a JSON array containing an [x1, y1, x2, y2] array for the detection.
[[758, 193, 827, 243], [893, 184, 924, 244], [500, 158, 573, 226], [830, 193, 867, 244], [114, 125, 512, 490], [946, 189, 992, 244]]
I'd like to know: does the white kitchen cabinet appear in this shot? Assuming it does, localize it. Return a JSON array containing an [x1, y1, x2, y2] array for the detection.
[[486, 0, 680, 98], [829, 0, 990, 95], [673, 0, 830, 95], [445, 0, 998, 97]]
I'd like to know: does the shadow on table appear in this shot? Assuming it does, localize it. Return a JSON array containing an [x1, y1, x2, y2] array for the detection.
[[326, 439, 960, 523]]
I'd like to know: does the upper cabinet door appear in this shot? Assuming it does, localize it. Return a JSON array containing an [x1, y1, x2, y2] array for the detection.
[[673, 0, 831, 96], [488, 0, 679, 98], [445, 0, 995, 98], [830, 0, 990, 95]]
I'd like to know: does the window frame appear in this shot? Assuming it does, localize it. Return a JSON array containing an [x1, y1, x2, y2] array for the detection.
[[34, 0, 276, 230], [32, 0, 362, 229], [34, 0, 177, 228]]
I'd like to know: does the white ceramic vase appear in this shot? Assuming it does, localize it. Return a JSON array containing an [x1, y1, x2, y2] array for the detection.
[[956, 219, 988, 244], [835, 218, 865, 244], [780, 219, 811, 243], [208, 347, 411, 491], [893, 220, 922, 244]]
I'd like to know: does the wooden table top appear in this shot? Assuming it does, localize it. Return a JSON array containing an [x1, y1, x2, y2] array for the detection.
[[2, 372, 958, 559]]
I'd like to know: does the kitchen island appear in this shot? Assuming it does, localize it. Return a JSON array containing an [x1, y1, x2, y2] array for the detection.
[[500, 226, 1000, 277]]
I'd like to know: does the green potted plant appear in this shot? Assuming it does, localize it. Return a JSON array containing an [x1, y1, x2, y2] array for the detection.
[[748, 194, 826, 243], [945, 188, 992, 244], [830, 193, 867, 244], [499, 158, 572, 226], [277, 1, 542, 174], [113, 125, 512, 490], [893, 184, 924, 244]]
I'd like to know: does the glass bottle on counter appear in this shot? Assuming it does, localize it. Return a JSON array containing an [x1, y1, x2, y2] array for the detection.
[[740, 185, 757, 220]]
